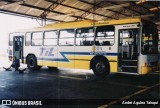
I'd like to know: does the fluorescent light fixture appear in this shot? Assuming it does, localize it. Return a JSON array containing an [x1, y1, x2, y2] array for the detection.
[[155, 22, 160, 25], [126, 14, 154, 18], [149, 7, 160, 11], [48, 13, 75, 17], [136, 0, 147, 5]]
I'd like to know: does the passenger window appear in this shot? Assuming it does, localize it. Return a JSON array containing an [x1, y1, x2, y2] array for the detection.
[[25, 32, 31, 46], [76, 27, 94, 46], [9, 34, 14, 46], [96, 25, 115, 46], [32, 32, 43, 46], [59, 29, 74, 46], [44, 31, 57, 46]]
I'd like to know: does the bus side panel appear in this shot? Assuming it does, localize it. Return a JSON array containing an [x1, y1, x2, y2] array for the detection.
[[57, 46, 75, 68], [74, 46, 94, 70], [106, 56, 118, 72], [42, 46, 58, 67], [74, 55, 94, 69]]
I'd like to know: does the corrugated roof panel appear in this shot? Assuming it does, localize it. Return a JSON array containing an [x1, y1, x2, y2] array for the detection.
[[54, 5, 71, 13], [0, 0, 159, 24], [14, 6, 30, 14], [0, 1, 7, 6], [62, 16, 76, 22], [63, 0, 79, 7], [24, 0, 37, 5], [34, 0, 51, 9], [28, 8, 43, 16]]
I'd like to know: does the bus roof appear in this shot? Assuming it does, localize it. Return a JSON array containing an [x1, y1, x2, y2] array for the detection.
[[18, 18, 142, 32]]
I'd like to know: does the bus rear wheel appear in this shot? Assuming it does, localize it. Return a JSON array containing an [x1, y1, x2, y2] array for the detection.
[[27, 55, 41, 70], [92, 59, 109, 77]]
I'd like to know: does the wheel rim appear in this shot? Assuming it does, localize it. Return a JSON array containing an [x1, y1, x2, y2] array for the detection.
[[29, 58, 35, 68], [96, 62, 105, 73]]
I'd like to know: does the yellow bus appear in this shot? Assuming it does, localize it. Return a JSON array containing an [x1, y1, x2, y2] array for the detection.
[[8, 18, 159, 77]]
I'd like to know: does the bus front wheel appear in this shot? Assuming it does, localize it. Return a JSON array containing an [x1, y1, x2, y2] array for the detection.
[[27, 55, 41, 70], [92, 59, 109, 77]]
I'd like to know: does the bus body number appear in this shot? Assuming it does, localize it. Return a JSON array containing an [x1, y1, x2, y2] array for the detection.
[[40, 48, 54, 56]]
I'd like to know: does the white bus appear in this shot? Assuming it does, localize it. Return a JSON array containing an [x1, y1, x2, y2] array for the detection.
[[8, 18, 159, 77]]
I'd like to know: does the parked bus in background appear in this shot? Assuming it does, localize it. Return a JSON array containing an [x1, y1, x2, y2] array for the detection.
[[8, 18, 159, 77]]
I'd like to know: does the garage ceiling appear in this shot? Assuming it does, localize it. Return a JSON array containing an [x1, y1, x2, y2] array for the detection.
[[0, 0, 159, 30]]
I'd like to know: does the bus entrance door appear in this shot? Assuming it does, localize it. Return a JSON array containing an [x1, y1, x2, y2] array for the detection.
[[118, 29, 139, 73], [13, 36, 23, 60]]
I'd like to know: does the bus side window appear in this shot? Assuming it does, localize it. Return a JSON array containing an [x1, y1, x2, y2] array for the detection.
[[76, 27, 94, 46], [25, 32, 31, 46], [9, 34, 14, 46], [31, 32, 43, 46], [102, 41, 110, 45], [96, 25, 115, 46], [44, 31, 57, 46], [59, 29, 74, 46]]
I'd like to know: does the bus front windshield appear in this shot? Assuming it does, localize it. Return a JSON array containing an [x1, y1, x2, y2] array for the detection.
[[141, 22, 158, 54]]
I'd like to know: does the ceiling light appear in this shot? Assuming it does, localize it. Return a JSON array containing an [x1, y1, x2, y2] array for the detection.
[[149, 7, 160, 11], [136, 0, 147, 5]]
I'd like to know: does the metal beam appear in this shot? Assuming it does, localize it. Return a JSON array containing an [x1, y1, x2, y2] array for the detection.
[[26, 0, 42, 14], [0, 9, 61, 22], [78, 0, 130, 20], [40, 0, 66, 19], [78, 0, 118, 20], [24, 2, 90, 20], [104, 9, 130, 17], [45, 0, 115, 20], [0, 0, 89, 20], [108, 1, 149, 20]]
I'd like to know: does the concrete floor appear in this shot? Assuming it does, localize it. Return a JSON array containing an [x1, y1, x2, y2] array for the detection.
[[0, 65, 159, 108]]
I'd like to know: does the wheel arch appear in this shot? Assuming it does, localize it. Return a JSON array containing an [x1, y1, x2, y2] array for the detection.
[[90, 55, 110, 72]]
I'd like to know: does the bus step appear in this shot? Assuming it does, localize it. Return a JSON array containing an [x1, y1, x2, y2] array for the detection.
[[121, 66, 137, 73], [121, 60, 137, 66]]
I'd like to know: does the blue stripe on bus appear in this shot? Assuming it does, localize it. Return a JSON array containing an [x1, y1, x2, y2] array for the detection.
[[36, 52, 117, 62]]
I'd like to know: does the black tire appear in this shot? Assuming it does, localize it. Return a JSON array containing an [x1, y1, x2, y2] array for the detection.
[[92, 58, 109, 77], [27, 55, 41, 70]]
